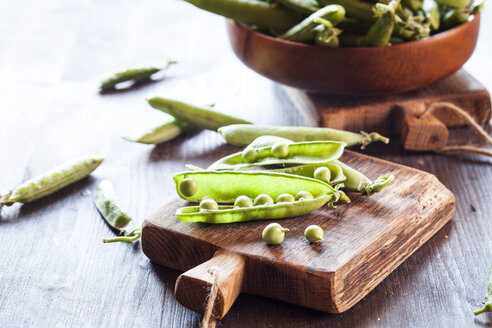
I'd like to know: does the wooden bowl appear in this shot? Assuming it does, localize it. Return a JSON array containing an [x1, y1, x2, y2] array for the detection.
[[226, 14, 481, 96]]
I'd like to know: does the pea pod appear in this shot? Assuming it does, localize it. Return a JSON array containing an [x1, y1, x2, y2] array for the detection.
[[100, 61, 175, 91], [271, 162, 347, 185], [208, 141, 346, 170], [339, 33, 365, 46], [1, 157, 104, 207], [279, 5, 346, 42], [176, 194, 333, 223], [362, 1, 399, 47], [147, 97, 251, 131], [93, 180, 141, 243], [403, 0, 423, 10], [123, 119, 191, 145], [183, 0, 302, 31], [334, 160, 394, 195], [442, 8, 471, 28], [276, 0, 320, 14], [314, 20, 341, 47], [218, 124, 389, 149], [318, 0, 376, 23], [423, 0, 440, 30], [435, 0, 470, 8], [173, 171, 339, 203], [248, 135, 294, 149]]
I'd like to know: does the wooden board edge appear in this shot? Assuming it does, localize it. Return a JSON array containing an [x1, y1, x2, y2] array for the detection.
[[330, 175, 456, 313]]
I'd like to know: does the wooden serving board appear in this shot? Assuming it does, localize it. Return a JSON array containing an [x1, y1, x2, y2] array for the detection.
[[141, 151, 455, 318], [284, 69, 491, 151]]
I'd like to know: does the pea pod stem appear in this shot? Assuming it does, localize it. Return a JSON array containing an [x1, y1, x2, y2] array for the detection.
[[474, 265, 492, 315], [1, 157, 104, 207], [218, 124, 389, 149], [147, 97, 251, 131], [103, 228, 142, 243]]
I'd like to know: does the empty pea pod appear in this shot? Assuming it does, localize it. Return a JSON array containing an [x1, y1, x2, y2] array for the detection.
[[123, 119, 192, 145], [218, 124, 389, 149], [176, 194, 334, 223], [271, 162, 346, 185], [93, 180, 141, 243], [334, 160, 394, 195], [147, 97, 251, 131], [207, 141, 346, 170], [0, 157, 104, 208], [173, 171, 340, 203]]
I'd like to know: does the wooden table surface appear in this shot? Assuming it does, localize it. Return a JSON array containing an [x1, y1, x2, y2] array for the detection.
[[1, 1, 491, 327]]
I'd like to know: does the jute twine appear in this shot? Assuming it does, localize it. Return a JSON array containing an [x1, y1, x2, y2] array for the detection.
[[201, 267, 219, 328]]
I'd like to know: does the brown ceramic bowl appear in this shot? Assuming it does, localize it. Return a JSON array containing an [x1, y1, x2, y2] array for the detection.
[[226, 14, 480, 96]]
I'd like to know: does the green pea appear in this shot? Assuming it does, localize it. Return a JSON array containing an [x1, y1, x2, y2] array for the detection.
[[276, 193, 295, 203], [304, 225, 324, 243], [242, 147, 257, 163], [296, 191, 314, 201], [262, 223, 289, 245], [314, 166, 331, 183], [179, 178, 197, 197], [271, 143, 289, 158], [254, 194, 274, 206], [234, 195, 253, 208], [199, 199, 219, 211]]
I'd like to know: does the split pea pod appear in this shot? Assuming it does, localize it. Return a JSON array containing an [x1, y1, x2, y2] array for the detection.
[[174, 171, 340, 203], [176, 194, 333, 223], [334, 160, 394, 195], [100, 61, 175, 91], [182, 0, 302, 31], [423, 0, 440, 30], [271, 162, 347, 185], [0, 157, 104, 208], [147, 97, 251, 131], [123, 119, 192, 145], [275, 0, 320, 14], [362, 1, 399, 47], [279, 5, 346, 42], [93, 180, 141, 243], [208, 141, 346, 170], [218, 124, 389, 149]]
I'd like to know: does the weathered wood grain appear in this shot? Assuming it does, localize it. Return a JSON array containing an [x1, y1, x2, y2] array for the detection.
[[0, 0, 492, 327]]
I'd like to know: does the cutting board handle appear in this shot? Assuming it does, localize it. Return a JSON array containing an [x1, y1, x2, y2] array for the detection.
[[174, 250, 245, 319]]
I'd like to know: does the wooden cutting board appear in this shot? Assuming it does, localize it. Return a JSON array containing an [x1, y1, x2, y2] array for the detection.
[[284, 69, 491, 151], [141, 151, 455, 318]]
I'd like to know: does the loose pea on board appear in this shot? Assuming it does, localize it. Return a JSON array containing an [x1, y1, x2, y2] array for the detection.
[[262, 223, 289, 245], [304, 225, 324, 243], [0, 157, 104, 208]]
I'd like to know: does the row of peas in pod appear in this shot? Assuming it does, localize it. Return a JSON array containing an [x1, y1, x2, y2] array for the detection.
[[181, 0, 484, 47], [173, 134, 394, 223]]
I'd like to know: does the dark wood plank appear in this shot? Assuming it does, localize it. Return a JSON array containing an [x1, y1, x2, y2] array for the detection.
[[0, 0, 492, 327]]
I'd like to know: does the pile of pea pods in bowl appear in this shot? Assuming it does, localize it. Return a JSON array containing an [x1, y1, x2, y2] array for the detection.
[[182, 0, 484, 47]]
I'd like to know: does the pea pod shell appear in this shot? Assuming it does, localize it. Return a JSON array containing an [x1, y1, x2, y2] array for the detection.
[[173, 171, 335, 203], [219, 124, 389, 148], [148, 97, 251, 131], [5, 157, 104, 204], [271, 162, 346, 185], [435, 0, 470, 8], [334, 160, 394, 194], [208, 141, 346, 170], [423, 0, 440, 30], [317, 0, 376, 23], [275, 0, 320, 14], [123, 119, 191, 144], [176, 195, 333, 223], [93, 180, 134, 233]]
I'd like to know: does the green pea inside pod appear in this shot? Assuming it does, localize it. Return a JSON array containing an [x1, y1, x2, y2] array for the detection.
[[199, 199, 219, 211], [313, 166, 331, 183], [271, 143, 289, 158], [296, 191, 314, 201], [272, 161, 346, 186], [234, 195, 253, 208], [254, 194, 274, 206], [179, 177, 197, 197], [276, 193, 295, 203], [241, 147, 257, 163]]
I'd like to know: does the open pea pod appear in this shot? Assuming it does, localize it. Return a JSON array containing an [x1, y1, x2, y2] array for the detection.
[[270, 162, 346, 185], [208, 141, 346, 171], [334, 160, 394, 195], [174, 171, 337, 203], [176, 195, 333, 223]]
